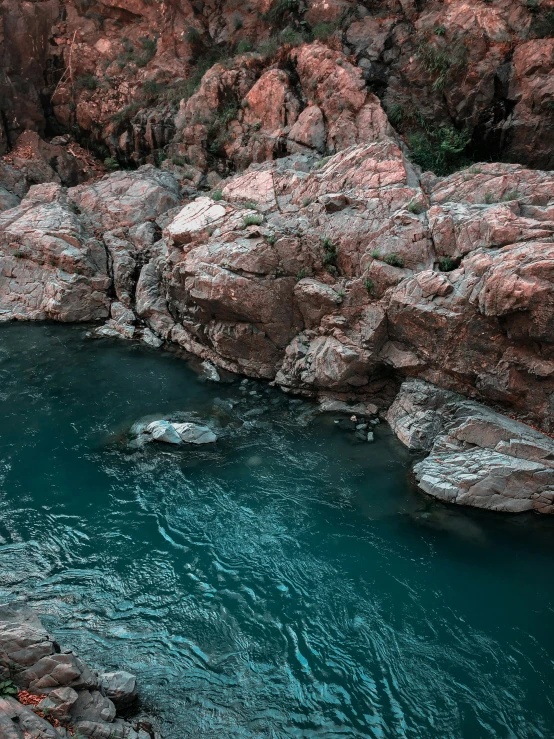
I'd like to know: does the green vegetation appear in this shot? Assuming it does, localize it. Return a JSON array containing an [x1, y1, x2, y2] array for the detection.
[[434, 25, 446, 36], [296, 268, 308, 281], [104, 157, 119, 170], [417, 36, 466, 92], [438, 256, 457, 272], [211, 190, 223, 201], [370, 249, 381, 259], [262, 0, 300, 25], [111, 102, 141, 125], [208, 103, 239, 155], [236, 40, 253, 54], [321, 237, 339, 273], [0, 680, 18, 698], [311, 22, 336, 40], [336, 287, 346, 298], [243, 214, 264, 227], [407, 200, 424, 215], [408, 125, 472, 176], [257, 39, 279, 58], [532, 10, 554, 37], [13, 251, 24, 259], [267, 233, 277, 245], [383, 253, 404, 268], [364, 278, 375, 296], [75, 74, 98, 91], [503, 190, 521, 201], [484, 191, 495, 204]]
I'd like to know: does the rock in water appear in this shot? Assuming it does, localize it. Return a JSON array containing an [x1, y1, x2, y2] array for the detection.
[[173, 422, 217, 444], [146, 420, 183, 445], [387, 380, 554, 514], [145, 420, 217, 445]]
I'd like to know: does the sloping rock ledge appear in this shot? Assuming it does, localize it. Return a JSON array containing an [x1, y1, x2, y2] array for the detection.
[[0, 605, 158, 739], [387, 380, 554, 514]]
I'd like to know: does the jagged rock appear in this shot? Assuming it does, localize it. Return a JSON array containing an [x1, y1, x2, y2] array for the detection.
[[70, 690, 116, 724], [38, 686, 79, 721], [0, 608, 150, 739], [145, 420, 217, 445], [68, 166, 180, 230], [0, 696, 60, 739], [21, 653, 98, 693], [98, 671, 136, 709], [387, 379, 554, 513], [0, 184, 110, 322]]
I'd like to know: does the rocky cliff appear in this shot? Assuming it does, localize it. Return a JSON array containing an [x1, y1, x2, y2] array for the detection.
[[2, 0, 554, 172], [1, 1, 554, 514]]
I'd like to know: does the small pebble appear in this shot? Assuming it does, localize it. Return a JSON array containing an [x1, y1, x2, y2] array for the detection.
[[367, 432, 375, 442]]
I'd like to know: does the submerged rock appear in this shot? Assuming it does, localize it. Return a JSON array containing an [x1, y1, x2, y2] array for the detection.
[[387, 380, 554, 514]]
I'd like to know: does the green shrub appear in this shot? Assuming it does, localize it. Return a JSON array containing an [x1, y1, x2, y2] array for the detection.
[[279, 27, 307, 46], [104, 157, 119, 170], [13, 251, 24, 259], [484, 191, 495, 204], [243, 214, 264, 227], [257, 39, 279, 58], [75, 74, 98, 91], [211, 190, 223, 201], [434, 25, 446, 36], [502, 190, 521, 202], [296, 268, 308, 281], [383, 253, 404, 268], [387, 103, 405, 127], [336, 287, 346, 298], [364, 278, 375, 295], [303, 198, 311, 207], [236, 40, 253, 53], [111, 102, 141, 125], [171, 155, 188, 166], [438, 256, 457, 272], [141, 79, 163, 97], [186, 27, 202, 44], [311, 22, 336, 40], [262, 0, 300, 24], [370, 249, 381, 259], [267, 233, 277, 245], [407, 200, 424, 214], [0, 681, 18, 698], [321, 237, 338, 267], [417, 37, 466, 91], [408, 125, 471, 176]]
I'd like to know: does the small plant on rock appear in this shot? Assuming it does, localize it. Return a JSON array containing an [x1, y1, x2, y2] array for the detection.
[[243, 214, 264, 227], [296, 268, 308, 281], [267, 233, 277, 245], [211, 190, 223, 201], [407, 200, 424, 214], [0, 680, 18, 698], [484, 191, 495, 204], [438, 256, 457, 272], [370, 249, 381, 260], [104, 157, 119, 170], [383, 253, 404, 268], [364, 278, 375, 295]]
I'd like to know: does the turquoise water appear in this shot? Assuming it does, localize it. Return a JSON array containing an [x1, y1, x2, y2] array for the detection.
[[0, 323, 553, 739]]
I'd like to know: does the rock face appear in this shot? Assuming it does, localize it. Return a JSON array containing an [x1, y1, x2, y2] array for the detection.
[[0, 605, 158, 738], [2, 1, 554, 172], [387, 380, 554, 514], [1, 111, 554, 441]]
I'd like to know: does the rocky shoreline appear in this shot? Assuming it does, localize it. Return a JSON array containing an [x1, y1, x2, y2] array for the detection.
[[0, 605, 159, 739], [2, 100, 554, 513]]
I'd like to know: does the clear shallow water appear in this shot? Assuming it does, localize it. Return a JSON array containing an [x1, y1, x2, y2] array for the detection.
[[1, 324, 554, 739]]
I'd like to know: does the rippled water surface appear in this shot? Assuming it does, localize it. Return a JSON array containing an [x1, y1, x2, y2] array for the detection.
[[1, 324, 554, 738]]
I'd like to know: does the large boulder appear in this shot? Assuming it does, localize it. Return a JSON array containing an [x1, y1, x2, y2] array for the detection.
[[0, 183, 110, 322], [387, 380, 554, 513]]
